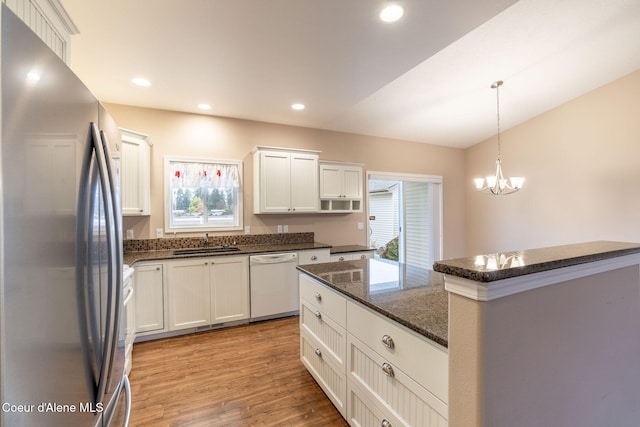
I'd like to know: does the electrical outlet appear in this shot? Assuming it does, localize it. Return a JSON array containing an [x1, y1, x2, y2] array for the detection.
[[283, 225, 289, 233], [126, 229, 134, 240], [357, 222, 364, 230], [277, 225, 283, 233], [156, 228, 163, 238], [244, 226, 251, 235]]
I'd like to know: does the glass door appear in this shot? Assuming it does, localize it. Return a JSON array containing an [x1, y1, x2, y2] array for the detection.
[[367, 173, 442, 270]]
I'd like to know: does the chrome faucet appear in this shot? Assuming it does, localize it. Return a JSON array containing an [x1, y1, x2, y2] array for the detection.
[[203, 233, 209, 247]]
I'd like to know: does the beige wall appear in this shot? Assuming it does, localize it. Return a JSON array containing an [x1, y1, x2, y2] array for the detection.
[[465, 69, 640, 254], [106, 104, 467, 258], [110, 68, 640, 258]]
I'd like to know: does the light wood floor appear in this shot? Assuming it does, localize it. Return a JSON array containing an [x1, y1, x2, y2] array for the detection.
[[128, 316, 349, 426]]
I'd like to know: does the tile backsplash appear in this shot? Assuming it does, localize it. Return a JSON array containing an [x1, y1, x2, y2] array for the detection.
[[123, 232, 315, 252]]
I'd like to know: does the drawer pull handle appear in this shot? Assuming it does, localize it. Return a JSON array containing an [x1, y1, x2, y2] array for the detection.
[[314, 292, 322, 301], [381, 334, 395, 349], [315, 348, 322, 358], [381, 362, 395, 378], [311, 255, 318, 261], [314, 311, 322, 320], [381, 420, 392, 427], [360, 254, 367, 259], [338, 256, 345, 261]]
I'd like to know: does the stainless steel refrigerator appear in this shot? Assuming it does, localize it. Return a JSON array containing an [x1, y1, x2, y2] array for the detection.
[[0, 5, 130, 426]]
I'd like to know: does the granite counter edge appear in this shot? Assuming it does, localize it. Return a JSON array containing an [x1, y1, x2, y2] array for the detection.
[[433, 241, 640, 283]]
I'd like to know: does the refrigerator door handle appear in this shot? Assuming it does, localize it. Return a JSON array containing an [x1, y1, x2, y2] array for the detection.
[[76, 123, 101, 403], [122, 375, 132, 426], [99, 128, 123, 392], [91, 122, 118, 404]]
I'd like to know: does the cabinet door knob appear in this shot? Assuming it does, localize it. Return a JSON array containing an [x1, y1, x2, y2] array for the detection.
[[381, 420, 392, 427], [381, 362, 395, 378], [314, 311, 322, 320], [311, 255, 317, 261], [155, 267, 161, 271], [381, 334, 395, 349], [314, 348, 322, 358], [314, 292, 322, 301]]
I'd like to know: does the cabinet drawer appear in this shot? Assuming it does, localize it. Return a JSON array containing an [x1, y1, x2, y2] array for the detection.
[[347, 301, 448, 403], [348, 333, 448, 425], [298, 249, 331, 265], [299, 274, 346, 326], [301, 329, 346, 417], [300, 300, 346, 367], [347, 382, 406, 427]]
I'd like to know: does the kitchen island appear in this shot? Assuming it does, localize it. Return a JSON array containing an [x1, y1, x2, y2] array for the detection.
[[297, 258, 449, 426], [299, 241, 640, 427], [436, 240, 640, 427]]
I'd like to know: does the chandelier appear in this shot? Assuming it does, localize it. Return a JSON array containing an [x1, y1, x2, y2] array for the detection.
[[474, 80, 524, 195]]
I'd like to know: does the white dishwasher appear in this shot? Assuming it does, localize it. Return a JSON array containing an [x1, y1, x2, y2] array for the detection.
[[249, 252, 299, 321]]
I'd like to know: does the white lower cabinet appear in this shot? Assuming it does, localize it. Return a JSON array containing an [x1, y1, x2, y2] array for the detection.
[[330, 251, 374, 262], [298, 248, 331, 265], [168, 258, 212, 330], [347, 333, 448, 427], [347, 381, 403, 427], [301, 329, 347, 417], [167, 255, 250, 332], [210, 256, 249, 323], [134, 263, 166, 335], [299, 273, 449, 427], [299, 273, 347, 416]]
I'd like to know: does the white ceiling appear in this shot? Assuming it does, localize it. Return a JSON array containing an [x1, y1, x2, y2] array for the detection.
[[60, 0, 640, 148]]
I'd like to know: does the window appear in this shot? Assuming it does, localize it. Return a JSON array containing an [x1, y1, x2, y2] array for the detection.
[[165, 157, 243, 232]]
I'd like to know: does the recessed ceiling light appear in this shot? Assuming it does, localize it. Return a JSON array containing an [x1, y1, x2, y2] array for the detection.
[[291, 103, 305, 110], [380, 4, 404, 22], [132, 77, 151, 87], [197, 103, 212, 110]]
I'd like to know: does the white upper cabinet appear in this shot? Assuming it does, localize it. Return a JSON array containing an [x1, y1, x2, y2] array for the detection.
[[253, 146, 320, 214], [120, 128, 151, 216], [4, 0, 78, 64], [319, 162, 363, 212]]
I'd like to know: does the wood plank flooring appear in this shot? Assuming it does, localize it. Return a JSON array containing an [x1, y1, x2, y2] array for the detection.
[[128, 316, 349, 426]]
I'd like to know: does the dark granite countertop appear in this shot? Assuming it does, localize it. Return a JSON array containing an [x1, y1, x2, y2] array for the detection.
[[330, 245, 376, 254], [124, 241, 332, 265], [433, 240, 640, 283], [297, 258, 448, 348]]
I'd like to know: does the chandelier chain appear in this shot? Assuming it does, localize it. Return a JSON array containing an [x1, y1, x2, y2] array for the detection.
[[495, 81, 501, 161]]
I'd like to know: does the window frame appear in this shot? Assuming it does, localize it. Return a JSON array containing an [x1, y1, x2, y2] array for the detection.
[[164, 156, 243, 233]]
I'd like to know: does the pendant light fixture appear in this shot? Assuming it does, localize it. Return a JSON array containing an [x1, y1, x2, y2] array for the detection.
[[474, 80, 524, 195]]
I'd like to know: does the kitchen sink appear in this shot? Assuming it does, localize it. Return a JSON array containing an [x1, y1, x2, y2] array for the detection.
[[173, 246, 241, 255]]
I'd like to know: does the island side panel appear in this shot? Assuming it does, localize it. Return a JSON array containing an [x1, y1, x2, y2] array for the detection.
[[448, 292, 486, 427], [449, 265, 640, 427]]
